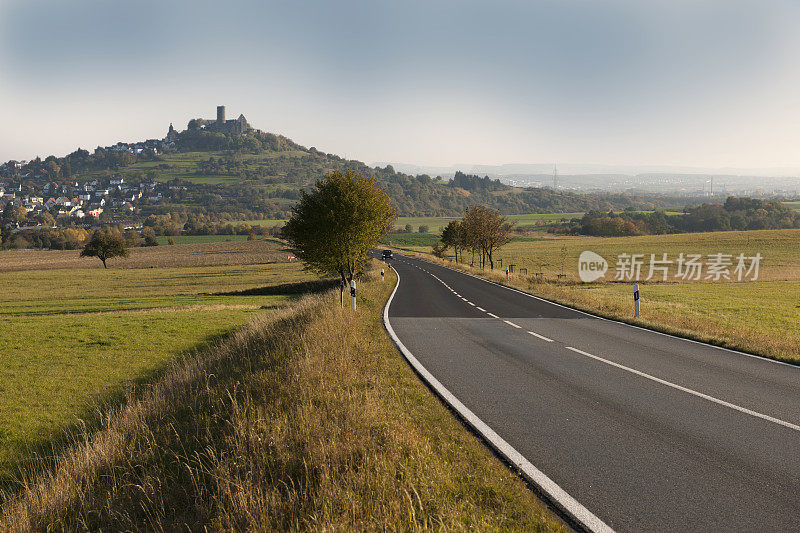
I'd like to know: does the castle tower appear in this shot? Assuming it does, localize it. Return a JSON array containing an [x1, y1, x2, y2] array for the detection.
[[217, 105, 226, 124]]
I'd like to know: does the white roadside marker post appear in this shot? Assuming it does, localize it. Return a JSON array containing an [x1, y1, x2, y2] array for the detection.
[[350, 279, 357, 311], [634, 283, 640, 317], [506, 267, 509, 281], [381, 268, 385, 282]]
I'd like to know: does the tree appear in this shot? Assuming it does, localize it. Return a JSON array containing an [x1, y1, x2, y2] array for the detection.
[[141, 227, 159, 246], [284, 169, 397, 291], [440, 220, 467, 262], [80, 228, 129, 268], [462, 206, 514, 269], [38, 212, 56, 227], [3, 203, 27, 225]]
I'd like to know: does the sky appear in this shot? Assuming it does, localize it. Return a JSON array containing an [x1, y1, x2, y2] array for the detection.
[[1, 0, 800, 173]]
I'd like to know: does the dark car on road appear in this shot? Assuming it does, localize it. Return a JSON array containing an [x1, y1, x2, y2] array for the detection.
[[381, 249, 393, 260]]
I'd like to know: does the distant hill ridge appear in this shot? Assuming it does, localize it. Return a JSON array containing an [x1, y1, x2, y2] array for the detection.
[[0, 107, 700, 219]]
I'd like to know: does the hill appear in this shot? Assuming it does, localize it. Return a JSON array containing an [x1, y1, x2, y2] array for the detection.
[[0, 110, 700, 221]]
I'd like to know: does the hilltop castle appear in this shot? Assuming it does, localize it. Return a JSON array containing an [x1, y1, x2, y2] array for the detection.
[[208, 105, 250, 135], [167, 105, 251, 140]]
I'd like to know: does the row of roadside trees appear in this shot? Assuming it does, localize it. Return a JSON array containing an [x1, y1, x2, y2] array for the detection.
[[434, 206, 514, 269]]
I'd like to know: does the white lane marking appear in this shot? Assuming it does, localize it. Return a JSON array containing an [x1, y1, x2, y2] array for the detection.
[[461, 297, 468, 302], [476, 306, 486, 312], [468, 302, 476, 306], [529, 331, 554, 342], [404, 252, 798, 370], [487, 312, 500, 319], [383, 267, 614, 533], [564, 346, 800, 433], [504, 320, 522, 329]]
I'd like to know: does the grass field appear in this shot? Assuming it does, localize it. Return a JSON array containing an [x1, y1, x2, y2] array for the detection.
[[0, 262, 564, 531], [393, 213, 585, 232], [0, 240, 316, 481], [784, 200, 800, 210], [397, 228, 800, 364], [0, 239, 288, 272], [241, 213, 586, 233], [242, 218, 286, 227], [154, 234, 250, 245], [381, 232, 441, 247]]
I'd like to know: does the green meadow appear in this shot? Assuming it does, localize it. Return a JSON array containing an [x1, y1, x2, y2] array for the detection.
[[393, 213, 585, 232], [0, 246, 316, 479], [79, 150, 310, 185]]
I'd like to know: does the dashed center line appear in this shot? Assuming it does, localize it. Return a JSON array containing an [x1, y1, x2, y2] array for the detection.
[[405, 257, 555, 346], [528, 331, 554, 342]]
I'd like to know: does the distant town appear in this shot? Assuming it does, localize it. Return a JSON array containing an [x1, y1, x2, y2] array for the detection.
[[0, 105, 253, 231]]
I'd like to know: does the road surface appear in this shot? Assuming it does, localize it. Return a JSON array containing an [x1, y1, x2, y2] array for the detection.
[[382, 252, 800, 532]]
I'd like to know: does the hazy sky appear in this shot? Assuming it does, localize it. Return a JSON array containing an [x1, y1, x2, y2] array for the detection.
[[1, 0, 799, 171]]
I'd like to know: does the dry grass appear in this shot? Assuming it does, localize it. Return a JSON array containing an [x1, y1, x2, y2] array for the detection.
[[0, 265, 564, 531], [0, 239, 292, 272], [486, 228, 800, 282]]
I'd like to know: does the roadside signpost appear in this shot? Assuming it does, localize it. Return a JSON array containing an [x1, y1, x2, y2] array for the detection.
[[350, 279, 357, 310], [634, 283, 640, 317]]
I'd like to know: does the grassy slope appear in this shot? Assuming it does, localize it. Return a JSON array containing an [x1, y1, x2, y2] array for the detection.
[[0, 242, 317, 479], [79, 150, 310, 185], [0, 265, 564, 531], [397, 228, 800, 364]]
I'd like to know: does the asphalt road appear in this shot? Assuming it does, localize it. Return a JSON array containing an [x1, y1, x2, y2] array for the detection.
[[382, 252, 800, 532]]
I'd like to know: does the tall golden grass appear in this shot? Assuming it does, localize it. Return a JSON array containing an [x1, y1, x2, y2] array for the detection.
[[0, 267, 563, 531]]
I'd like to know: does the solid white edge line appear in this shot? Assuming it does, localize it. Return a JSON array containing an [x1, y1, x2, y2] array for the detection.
[[504, 320, 522, 329], [529, 331, 554, 342], [563, 347, 800, 432], [383, 265, 614, 533], [399, 253, 799, 370]]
